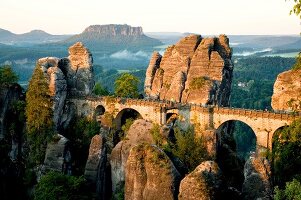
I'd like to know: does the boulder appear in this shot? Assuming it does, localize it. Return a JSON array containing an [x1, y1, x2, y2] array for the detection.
[[110, 119, 155, 195], [178, 161, 222, 200], [271, 69, 301, 111], [145, 34, 233, 106], [242, 157, 272, 200], [125, 144, 181, 200]]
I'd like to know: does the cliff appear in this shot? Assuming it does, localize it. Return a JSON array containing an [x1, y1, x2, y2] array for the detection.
[[271, 69, 301, 111], [144, 34, 233, 106]]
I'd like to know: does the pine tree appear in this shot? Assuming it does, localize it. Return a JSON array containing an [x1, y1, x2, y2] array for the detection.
[[25, 66, 54, 165]]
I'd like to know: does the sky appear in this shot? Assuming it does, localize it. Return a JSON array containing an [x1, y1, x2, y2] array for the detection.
[[1, 0, 300, 35]]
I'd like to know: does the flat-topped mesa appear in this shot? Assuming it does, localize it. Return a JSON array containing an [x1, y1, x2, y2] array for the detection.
[[144, 34, 233, 106], [83, 24, 143, 36], [271, 69, 301, 111]]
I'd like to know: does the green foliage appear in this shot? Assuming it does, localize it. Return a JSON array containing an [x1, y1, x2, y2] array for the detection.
[[25, 66, 54, 165], [93, 82, 109, 96], [165, 126, 209, 172], [293, 53, 301, 70], [121, 118, 135, 133], [288, 0, 301, 19], [114, 73, 140, 98], [189, 76, 208, 90], [274, 179, 301, 200], [150, 124, 164, 147], [272, 118, 301, 186], [64, 117, 100, 174], [0, 65, 18, 85], [34, 171, 86, 200]]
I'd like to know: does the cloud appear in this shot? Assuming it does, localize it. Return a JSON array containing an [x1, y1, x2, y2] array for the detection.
[[234, 48, 273, 56], [110, 50, 150, 61]]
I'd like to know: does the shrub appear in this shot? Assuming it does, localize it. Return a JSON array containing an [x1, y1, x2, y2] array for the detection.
[[0, 65, 18, 85], [274, 179, 301, 200], [34, 171, 86, 200]]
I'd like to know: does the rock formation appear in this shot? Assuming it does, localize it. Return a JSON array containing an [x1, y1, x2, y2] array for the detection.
[[42, 134, 71, 174], [84, 134, 111, 199], [36, 42, 94, 130], [110, 119, 156, 196], [178, 161, 222, 200], [271, 69, 301, 111], [125, 144, 181, 200], [242, 156, 272, 200], [145, 34, 233, 106]]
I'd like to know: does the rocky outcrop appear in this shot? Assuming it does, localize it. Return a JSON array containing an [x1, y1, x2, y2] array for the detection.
[[84, 134, 111, 200], [242, 156, 272, 200], [36, 42, 94, 130], [145, 34, 233, 106], [271, 69, 301, 111], [178, 161, 222, 200], [110, 119, 155, 195], [125, 144, 181, 200], [84, 134, 106, 182], [42, 134, 71, 174]]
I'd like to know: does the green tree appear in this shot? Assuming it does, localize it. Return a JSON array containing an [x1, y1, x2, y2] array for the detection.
[[272, 118, 301, 186], [114, 73, 140, 98], [34, 171, 86, 200], [93, 82, 109, 96], [0, 65, 18, 85], [25, 66, 54, 165], [274, 179, 301, 200]]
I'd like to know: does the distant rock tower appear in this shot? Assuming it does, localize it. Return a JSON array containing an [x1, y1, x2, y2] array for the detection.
[[144, 34, 233, 106]]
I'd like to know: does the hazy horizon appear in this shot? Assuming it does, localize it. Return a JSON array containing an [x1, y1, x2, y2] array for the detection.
[[1, 0, 300, 35]]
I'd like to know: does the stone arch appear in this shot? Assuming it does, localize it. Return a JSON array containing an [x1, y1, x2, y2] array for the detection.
[[271, 125, 287, 149], [114, 108, 143, 130], [95, 105, 105, 118], [216, 119, 257, 157], [166, 113, 178, 125]]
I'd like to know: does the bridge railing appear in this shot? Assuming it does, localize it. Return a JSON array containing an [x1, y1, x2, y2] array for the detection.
[[74, 95, 301, 120]]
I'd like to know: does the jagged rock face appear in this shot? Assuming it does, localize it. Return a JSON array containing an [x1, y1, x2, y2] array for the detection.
[[125, 144, 181, 200], [37, 57, 67, 130], [67, 42, 94, 96], [242, 157, 272, 200], [36, 42, 94, 130], [144, 52, 162, 96], [271, 69, 301, 111], [178, 161, 222, 200], [145, 34, 233, 106], [110, 119, 155, 196], [42, 134, 71, 174]]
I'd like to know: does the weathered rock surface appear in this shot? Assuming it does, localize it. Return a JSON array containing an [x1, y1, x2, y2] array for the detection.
[[36, 42, 94, 130], [84, 134, 111, 199], [84, 134, 106, 182], [43, 134, 70, 173], [67, 42, 94, 95], [125, 144, 181, 200], [242, 156, 272, 200], [178, 161, 222, 200], [110, 119, 155, 195], [145, 34, 233, 106], [271, 69, 301, 111]]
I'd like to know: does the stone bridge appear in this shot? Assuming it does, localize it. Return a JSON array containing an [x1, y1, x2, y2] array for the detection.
[[69, 96, 299, 150]]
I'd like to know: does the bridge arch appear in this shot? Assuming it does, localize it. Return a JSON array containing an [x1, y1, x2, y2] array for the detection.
[[114, 108, 143, 130], [216, 120, 257, 158]]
